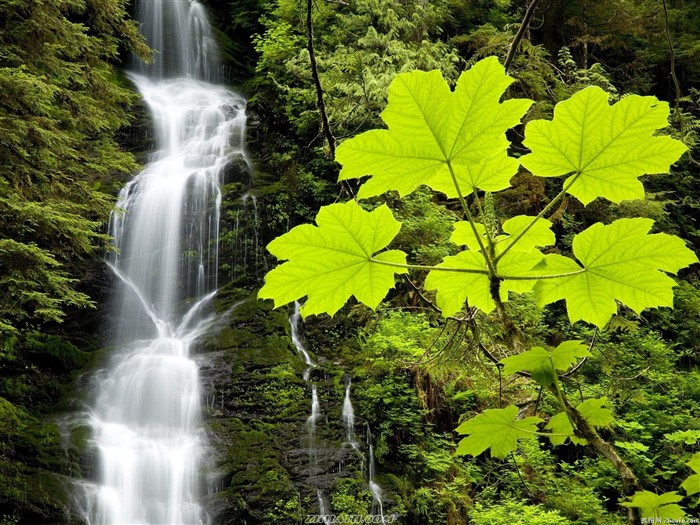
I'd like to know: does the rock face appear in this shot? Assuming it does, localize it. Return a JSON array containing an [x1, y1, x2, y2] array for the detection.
[[196, 290, 368, 525]]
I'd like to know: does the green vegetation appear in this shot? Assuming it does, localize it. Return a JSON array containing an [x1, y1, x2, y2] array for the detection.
[[2, 0, 700, 523], [257, 9, 700, 523], [0, 0, 146, 520]]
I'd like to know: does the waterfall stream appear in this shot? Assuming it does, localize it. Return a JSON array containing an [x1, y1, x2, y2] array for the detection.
[[86, 1, 246, 523], [368, 429, 387, 524], [342, 377, 359, 450]]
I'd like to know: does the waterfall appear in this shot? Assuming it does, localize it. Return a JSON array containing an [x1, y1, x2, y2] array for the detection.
[[341, 376, 358, 449], [367, 429, 386, 524], [289, 302, 333, 519], [308, 385, 321, 425], [317, 490, 332, 525], [87, 1, 246, 523]]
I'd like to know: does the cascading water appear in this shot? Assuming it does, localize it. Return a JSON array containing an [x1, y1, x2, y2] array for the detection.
[[290, 301, 314, 381], [86, 1, 246, 523], [308, 385, 321, 425], [341, 376, 358, 449], [289, 302, 333, 518], [368, 429, 387, 525]]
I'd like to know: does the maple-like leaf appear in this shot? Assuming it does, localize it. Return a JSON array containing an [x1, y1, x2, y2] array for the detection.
[[424, 249, 543, 316], [622, 491, 686, 519], [498, 215, 556, 250], [546, 412, 587, 446], [258, 201, 406, 317], [501, 340, 590, 386], [534, 218, 698, 328], [423, 251, 492, 315], [336, 57, 532, 199], [455, 405, 542, 459], [451, 216, 554, 252], [544, 397, 613, 446], [521, 86, 687, 205], [681, 452, 700, 502], [547, 413, 582, 446], [577, 397, 615, 427]]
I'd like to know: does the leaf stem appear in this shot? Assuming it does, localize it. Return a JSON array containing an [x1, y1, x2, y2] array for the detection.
[[508, 425, 573, 438], [495, 172, 580, 263], [473, 188, 495, 245], [499, 268, 585, 281], [370, 257, 489, 275], [446, 161, 498, 277]]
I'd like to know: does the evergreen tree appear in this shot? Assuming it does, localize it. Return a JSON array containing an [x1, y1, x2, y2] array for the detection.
[[0, 0, 147, 344]]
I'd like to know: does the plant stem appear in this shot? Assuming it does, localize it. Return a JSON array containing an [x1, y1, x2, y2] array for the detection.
[[370, 258, 488, 275], [473, 188, 495, 245], [495, 172, 579, 263], [499, 268, 585, 281], [446, 162, 498, 278]]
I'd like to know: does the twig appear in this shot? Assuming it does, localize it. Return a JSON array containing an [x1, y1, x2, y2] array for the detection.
[[504, 0, 543, 71], [306, 0, 336, 158]]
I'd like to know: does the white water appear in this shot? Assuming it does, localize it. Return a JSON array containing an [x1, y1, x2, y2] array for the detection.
[[290, 301, 314, 382], [368, 431, 386, 524], [289, 303, 334, 518], [87, 1, 246, 523], [317, 490, 332, 525], [341, 377, 358, 449], [308, 385, 321, 425]]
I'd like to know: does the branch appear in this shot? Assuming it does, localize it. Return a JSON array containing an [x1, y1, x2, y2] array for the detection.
[[553, 383, 640, 524], [504, 0, 543, 71], [306, 0, 336, 158]]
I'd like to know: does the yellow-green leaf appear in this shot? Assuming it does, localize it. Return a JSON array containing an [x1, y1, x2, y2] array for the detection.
[[424, 251, 492, 315], [577, 397, 614, 427], [621, 491, 685, 519], [455, 405, 542, 459], [501, 340, 590, 386], [337, 57, 532, 199], [258, 201, 407, 317], [545, 412, 587, 446], [534, 218, 698, 327], [681, 452, 700, 502], [521, 86, 687, 205]]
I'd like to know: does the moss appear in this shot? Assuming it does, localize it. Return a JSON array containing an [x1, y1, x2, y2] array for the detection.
[[210, 417, 300, 523], [204, 287, 386, 522]]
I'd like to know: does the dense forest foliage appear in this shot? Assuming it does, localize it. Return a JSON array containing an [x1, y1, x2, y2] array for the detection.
[[2, 0, 700, 523]]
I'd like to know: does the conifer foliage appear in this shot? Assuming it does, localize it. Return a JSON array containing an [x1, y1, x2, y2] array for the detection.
[[0, 0, 146, 339]]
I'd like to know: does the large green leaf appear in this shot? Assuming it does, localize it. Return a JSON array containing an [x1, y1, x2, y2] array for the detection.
[[258, 201, 407, 317], [534, 218, 698, 327], [521, 86, 687, 205], [455, 405, 542, 459], [577, 397, 615, 427], [681, 452, 700, 502], [621, 491, 685, 519], [336, 57, 532, 199], [423, 251, 492, 315], [501, 340, 590, 387]]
